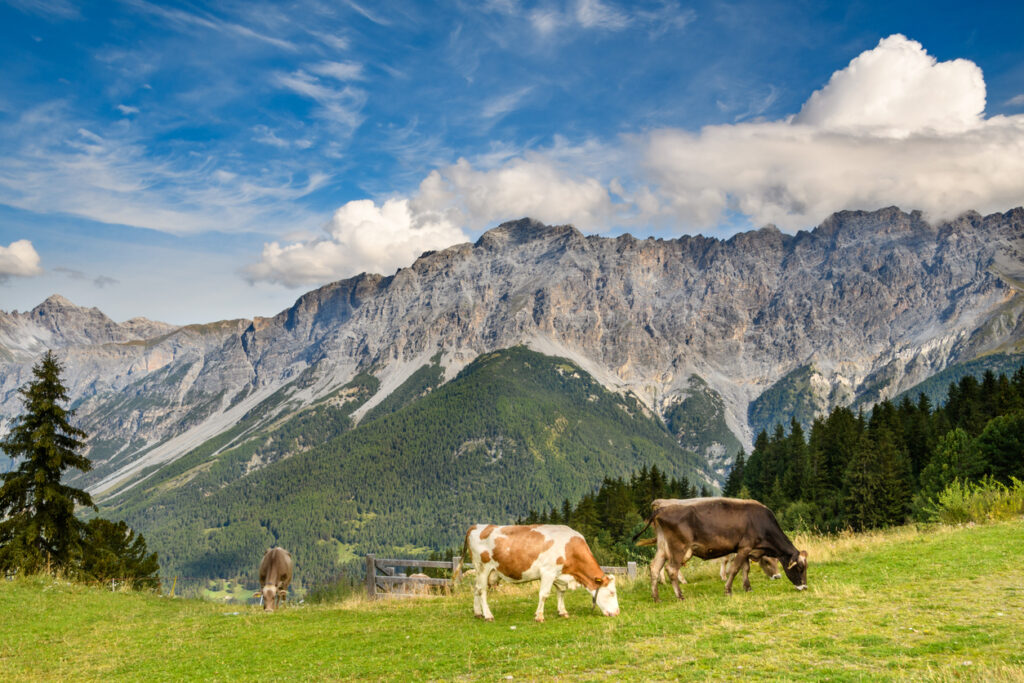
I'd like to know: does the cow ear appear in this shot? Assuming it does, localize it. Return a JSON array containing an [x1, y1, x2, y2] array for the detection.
[[798, 550, 808, 567]]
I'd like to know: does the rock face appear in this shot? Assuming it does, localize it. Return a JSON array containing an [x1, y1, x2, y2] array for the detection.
[[2, 207, 1023, 488]]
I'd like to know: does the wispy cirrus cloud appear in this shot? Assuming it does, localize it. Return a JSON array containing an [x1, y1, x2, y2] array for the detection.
[[0, 101, 330, 235], [274, 69, 367, 133], [3, 0, 80, 20], [121, 0, 298, 51]]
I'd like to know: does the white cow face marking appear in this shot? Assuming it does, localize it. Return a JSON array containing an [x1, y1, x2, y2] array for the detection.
[[593, 575, 620, 617]]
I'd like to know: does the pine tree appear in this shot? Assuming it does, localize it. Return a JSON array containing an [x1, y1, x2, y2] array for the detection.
[[80, 518, 160, 589], [0, 351, 95, 573], [723, 449, 745, 497]]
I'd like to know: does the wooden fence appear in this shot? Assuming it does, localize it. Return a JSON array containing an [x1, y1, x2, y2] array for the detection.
[[365, 554, 637, 599]]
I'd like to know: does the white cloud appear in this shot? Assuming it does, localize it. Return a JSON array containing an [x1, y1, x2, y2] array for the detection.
[[243, 199, 469, 287], [244, 153, 619, 286], [642, 34, 1024, 230], [310, 60, 365, 82], [116, 104, 140, 115], [4, 0, 79, 20], [575, 0, 630, 30], [794, 34, 985, 138], [0, 103, 330, 235], [481, 86, 533, 120], [0, 240, 43, 281], [1007, 94, 1024, 108], [412, 157, 614, 231], [274, 69, 366, 131]]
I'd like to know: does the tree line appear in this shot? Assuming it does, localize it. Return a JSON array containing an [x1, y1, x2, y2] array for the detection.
[[724, 365, 1024, 531]]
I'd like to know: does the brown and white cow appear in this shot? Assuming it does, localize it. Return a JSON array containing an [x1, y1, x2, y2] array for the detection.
[[633, 497, 807, 601], [257, 547, 293, 612], [462, 524, 620, 622]]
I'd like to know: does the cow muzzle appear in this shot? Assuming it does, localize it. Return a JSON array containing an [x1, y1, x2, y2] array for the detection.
[[795, 584, 807, 591]]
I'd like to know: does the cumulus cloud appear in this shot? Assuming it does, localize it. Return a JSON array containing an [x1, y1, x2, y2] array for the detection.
[[243, 199, 470, 287], [0, 240, 43, 282], [643, 34, 1024, 230], [794, 35, 984, 137], [244, 155, 616, 286]]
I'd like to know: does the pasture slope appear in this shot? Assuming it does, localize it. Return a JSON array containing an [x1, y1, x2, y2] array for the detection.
[[2, 519, 1023, 681]]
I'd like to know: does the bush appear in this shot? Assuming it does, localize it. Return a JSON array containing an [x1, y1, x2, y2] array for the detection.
[[924, 476, 1024, 524]]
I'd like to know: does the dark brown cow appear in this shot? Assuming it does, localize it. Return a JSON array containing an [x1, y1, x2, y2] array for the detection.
[[634, 497, 807, 601], [257, 547, 293, 612]]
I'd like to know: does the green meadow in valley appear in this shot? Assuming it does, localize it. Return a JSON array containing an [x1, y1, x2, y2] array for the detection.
[[3, 519, 1023, 681]]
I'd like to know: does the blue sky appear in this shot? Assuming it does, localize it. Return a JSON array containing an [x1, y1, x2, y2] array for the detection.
[[1, 0, 1023, 324]]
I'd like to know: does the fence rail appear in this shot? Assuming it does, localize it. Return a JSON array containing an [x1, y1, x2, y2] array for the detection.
[[365, 554, 638, 599]]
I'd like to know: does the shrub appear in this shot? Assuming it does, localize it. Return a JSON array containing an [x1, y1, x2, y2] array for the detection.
[[924, 476, 1024, 524]]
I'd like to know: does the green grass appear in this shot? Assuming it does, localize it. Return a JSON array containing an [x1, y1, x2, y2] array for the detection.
[[3, 519, 1023, 681]]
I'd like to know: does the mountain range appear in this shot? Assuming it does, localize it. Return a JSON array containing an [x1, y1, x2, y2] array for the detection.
[[2, 206, 1023, 580]]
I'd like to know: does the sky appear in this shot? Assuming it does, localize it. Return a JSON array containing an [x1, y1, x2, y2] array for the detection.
[[1, 0, 1023, 325]]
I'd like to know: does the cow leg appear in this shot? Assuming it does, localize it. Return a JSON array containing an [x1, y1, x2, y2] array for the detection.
[[649, 547, 668, 602], [475, 570, 494, 621], [535, 574, 556, 623], [555, 585, 569, 618], [666, 562, 684, 601], [742, 558, 752, 592], [720, 556, 729, 582], [724, 549, 750, 596]]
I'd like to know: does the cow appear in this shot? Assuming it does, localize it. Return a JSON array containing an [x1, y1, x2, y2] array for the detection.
[[633, 497, 808, 601], [256, 547, 293, 612], [461, 524, 620, 622]]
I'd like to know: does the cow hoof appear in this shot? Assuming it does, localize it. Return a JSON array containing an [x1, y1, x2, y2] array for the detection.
[[559, 613, 570, 619], [484, 616, 494, 622], [474, 614, 483, 619], [535, 616, 545, 623]]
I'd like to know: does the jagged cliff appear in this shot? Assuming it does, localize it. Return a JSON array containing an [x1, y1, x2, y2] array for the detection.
[[2, 207, 1023, 489]]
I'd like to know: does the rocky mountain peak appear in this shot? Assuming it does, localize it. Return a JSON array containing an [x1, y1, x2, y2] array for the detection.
[[474, 217, 582, 250]]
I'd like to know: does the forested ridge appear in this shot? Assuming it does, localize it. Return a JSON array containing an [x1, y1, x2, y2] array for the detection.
[[100, 347, 708, 587], [522, 363, 1024, 567], [728, 364, 1024, 531]]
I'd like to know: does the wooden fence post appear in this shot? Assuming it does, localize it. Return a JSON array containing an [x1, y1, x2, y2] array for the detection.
[[627, 561, 637, 580], [366, 554, 376, 600]]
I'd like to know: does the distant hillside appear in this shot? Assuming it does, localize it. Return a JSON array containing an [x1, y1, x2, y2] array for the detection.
[[100, 347, 709, 585]]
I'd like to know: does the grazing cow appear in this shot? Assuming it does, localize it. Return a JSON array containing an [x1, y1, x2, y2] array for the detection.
[[462, 524, 620, 622], [257, 547, 293, 612], [403, 573, 431, 596], [633, 497, 807, 601]]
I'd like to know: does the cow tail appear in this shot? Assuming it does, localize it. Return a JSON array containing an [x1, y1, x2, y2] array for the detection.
[[632, 511, 657, 544], [452, 529, 470, 583]]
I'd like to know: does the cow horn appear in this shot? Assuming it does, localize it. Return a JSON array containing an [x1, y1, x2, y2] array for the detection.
[[787, 560, 798, 570]]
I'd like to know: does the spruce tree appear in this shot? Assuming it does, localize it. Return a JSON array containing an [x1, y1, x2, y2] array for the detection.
[[0, 351, 95, 574], [723, 449, 745, 497]]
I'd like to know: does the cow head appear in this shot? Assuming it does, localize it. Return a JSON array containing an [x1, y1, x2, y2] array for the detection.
[[783, 550, 808, 590], [590, 575, 620, 617], [261, 584, 280, 611]]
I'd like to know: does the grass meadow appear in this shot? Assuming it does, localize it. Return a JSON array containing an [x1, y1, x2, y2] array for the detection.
[[2, 519, 1023, 681]]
